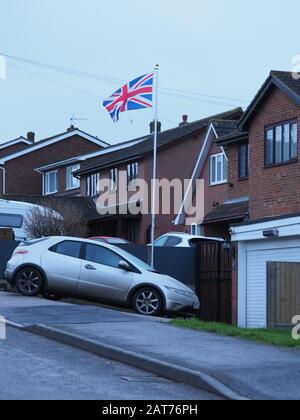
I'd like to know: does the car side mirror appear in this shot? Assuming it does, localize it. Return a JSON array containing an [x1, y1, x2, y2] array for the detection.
[[119, 260, 131, 271]]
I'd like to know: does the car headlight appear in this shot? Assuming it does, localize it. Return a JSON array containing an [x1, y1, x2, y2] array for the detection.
[[165, 286, 195, 298]]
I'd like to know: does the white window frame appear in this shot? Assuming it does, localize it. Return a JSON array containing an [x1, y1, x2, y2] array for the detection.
[[191, 223, 202, 236], [127, 162, 139, 187], [44, 171, 58, 195], [210, 153, 228, 186], [66, 164, 80, 191], [110, 168, 118, 192], [87, 173, 100, 197]]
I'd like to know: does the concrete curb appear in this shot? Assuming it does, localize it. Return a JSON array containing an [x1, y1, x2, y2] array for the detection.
[[27, 324, 248, 401]]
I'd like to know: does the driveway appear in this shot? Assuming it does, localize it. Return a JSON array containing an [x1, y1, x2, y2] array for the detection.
[[1, 292, 300, 400]]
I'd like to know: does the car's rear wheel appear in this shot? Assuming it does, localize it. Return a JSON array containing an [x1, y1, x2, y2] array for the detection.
[[132, 287, 163, 316], [15, 268, 44, 297]]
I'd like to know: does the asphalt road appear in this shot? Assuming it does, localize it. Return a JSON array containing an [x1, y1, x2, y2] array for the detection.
[[0, 327, 219, 400]]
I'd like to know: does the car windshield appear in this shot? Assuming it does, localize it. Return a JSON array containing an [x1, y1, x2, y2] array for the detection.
[[117, 248, 157, 272]]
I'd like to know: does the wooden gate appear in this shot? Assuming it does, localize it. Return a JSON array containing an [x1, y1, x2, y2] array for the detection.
[[268, 262, 300, 328], [196, 242, 232, 324]]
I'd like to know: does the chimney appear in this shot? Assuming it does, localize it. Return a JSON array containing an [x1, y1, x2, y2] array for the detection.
[[67, 124, 76, 132], [150, 121, 162, 134], [179, 115, 189, 126], [27, 131, 35, 142]]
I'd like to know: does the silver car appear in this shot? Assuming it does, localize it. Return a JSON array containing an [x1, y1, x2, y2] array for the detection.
[[5, 237, 200, 316]]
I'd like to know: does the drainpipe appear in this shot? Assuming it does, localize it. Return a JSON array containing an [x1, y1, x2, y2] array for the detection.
[[34, 169, 45, 196], [0, 166, 5, 196]]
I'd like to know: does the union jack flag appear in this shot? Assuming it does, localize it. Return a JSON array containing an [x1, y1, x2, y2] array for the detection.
[[103, 72, 154, 122]]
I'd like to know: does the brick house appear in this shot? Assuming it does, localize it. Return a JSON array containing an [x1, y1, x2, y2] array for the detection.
[[75, 108, 243, 243], [217, 71, 300, 328], [0, 127, 109, 197], [0, 134, 34, 159], [34, 137, 141, 197], [174, 119, 247, 239]]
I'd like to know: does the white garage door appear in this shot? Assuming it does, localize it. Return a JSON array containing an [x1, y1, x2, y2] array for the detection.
[[246, 238, 300, 328]]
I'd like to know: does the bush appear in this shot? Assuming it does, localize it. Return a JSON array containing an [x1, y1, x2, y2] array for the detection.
[[24, 199, 88, 239]]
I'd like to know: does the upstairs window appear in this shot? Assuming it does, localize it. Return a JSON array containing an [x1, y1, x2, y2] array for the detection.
[[110, 168, 118, 192], [127, 162, 139, 186], [44, 171, 58, 195], [87, 173, 100, 197], [66, 165, 80, 190], [265, 121, 298, 166], [210, 153, 227, 185], [239, 143, 249, 179]]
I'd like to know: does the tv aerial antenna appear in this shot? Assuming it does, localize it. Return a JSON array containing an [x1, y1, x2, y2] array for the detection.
[[70, 114, 88, 127]]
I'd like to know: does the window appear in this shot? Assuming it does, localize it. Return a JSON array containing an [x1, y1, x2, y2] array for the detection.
[[239, 143, 249, 179], [154, 236, 169, 247], [110, 168, 118, 191], [85, 244, 123, 269], [66, 165, 80, 190], [265, 121, 298, 166], [44, 171, 58, 195], [210, 153, 227, 185], [0, 213, 23, 228], [86, 173, 100, 197], [191, 224, 202, 236], [53, 241, 82, 259], [165, 236, 182, 247], [127, 162, 139, 186]]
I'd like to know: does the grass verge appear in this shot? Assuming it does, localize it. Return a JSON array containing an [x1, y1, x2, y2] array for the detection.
[[171, 319, 300, 348]]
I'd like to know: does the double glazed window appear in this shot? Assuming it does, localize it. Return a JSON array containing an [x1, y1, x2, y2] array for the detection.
[[265, 121, 298, 166], [127, 162, 139, 186], [239, 143, 249, 179], [210, 153, 227, 185], [110, 168, 118, 191], [66, 165, 80, 190], [44, 171, 58, 195], [87, 173, 100, 197]]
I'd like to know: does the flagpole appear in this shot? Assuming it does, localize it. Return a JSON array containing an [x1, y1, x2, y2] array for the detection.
[[151, 65, 159, 269]]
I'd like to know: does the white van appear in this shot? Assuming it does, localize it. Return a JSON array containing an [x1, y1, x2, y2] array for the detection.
[[0, 200, 52, 241]]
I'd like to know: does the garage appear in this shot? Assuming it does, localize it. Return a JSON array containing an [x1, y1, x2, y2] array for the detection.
[[231, 215, 300, 328]]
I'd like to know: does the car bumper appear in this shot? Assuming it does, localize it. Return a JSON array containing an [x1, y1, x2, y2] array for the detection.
[[4, 268, 14, 283], [164, 289, 200, 313]]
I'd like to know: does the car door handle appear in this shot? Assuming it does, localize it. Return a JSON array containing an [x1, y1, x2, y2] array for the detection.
[[85, 264, 96, 271]]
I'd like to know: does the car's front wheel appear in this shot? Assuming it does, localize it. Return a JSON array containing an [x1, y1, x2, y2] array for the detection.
[[15, 268, 44, 297], [132, 287, 163, 316]]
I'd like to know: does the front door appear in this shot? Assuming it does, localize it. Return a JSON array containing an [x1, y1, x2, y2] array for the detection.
[[78, 243, 133, 302]]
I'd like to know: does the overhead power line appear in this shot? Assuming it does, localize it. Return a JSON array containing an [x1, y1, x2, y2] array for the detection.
[[1, 52, 249, 106], [9, 63, 179, 125]]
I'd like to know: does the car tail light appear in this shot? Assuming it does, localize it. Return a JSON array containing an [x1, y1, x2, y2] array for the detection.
[[14, 250, 29, 255]]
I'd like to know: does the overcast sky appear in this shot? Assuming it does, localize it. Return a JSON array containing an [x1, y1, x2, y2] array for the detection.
[[0, 0, 299, 145]]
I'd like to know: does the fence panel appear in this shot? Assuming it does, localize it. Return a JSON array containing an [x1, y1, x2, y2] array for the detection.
[[118, 244, 196, 290], [0, 241, 20, 278], [268, 262, 300, 328]]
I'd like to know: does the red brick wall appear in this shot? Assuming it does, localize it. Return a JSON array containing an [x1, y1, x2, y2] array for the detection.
[[81, 129, 207, 243], [248, 86, 300, 220], [4, 135, 103, 196], [0, 142, 30, 159], [226, 143, 249, 200], [138, 131, 207, 243], [200, 142, 229, 216]]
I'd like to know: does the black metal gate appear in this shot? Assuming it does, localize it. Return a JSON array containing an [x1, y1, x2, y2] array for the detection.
[[196, 242, 232, 324]]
